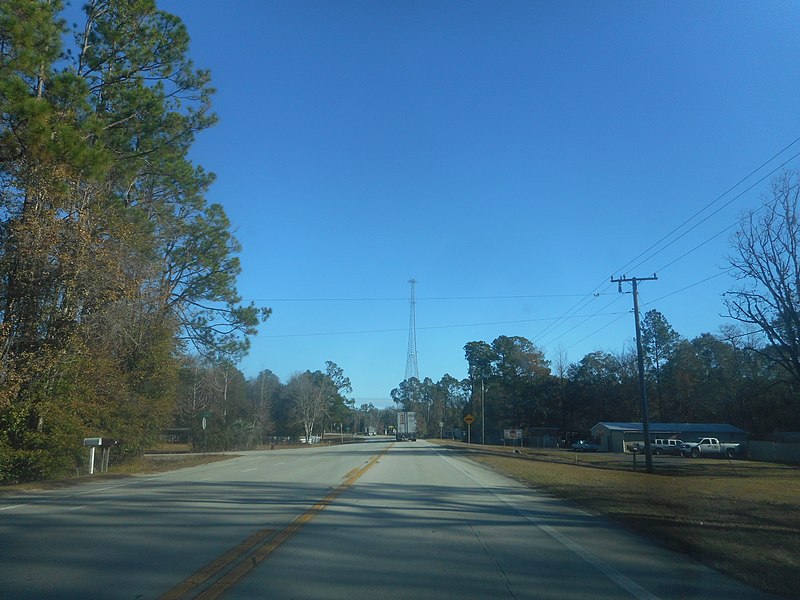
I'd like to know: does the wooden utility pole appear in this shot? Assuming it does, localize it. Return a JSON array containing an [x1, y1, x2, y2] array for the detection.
[[612, 274, 658, 474]]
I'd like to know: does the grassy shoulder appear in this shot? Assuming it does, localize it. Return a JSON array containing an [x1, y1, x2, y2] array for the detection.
[[0, 439, 343, 494], [0, 453, 235, 494], [433, 440, 799, 599]]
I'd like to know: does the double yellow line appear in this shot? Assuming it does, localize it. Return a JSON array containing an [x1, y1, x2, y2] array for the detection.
[[160, 445, 390, 600]]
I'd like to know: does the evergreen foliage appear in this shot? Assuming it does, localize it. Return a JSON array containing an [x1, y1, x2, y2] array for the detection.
[[0, 0, 266, 482]]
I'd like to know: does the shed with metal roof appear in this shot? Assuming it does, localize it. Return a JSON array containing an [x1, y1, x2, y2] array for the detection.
[[590, 422, 747, 453]]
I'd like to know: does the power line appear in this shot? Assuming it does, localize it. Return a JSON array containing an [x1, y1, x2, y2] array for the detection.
[[252, 138, 800, 355], [244, 293, 607, 303], [532, 136, 800, 349], [627, 148, 800, 276], [644, 270, 730, 305], [260, 311, 629, 339], [537, 293, 628, 348], [566, 312, 629, 351], [614, 137, 800, 278]]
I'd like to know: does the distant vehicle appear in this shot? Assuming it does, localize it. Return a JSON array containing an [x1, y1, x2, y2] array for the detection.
[[366, 426, 376, 436], [679, 437, 743, 458], [571, 440, 600, 452], [300, 435, 321, 444], [652, 439, 684, 455], [396, 411, 417, 441]]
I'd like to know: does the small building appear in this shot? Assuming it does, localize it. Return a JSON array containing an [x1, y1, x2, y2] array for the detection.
[[590, 422, 747, 453]]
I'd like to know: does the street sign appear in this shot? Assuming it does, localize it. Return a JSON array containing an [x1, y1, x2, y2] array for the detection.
[[464, 414, 475, 425]]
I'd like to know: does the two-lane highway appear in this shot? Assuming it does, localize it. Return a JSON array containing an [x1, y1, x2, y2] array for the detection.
[[0, 439, 784, 599], [1, 441, 383, 599]]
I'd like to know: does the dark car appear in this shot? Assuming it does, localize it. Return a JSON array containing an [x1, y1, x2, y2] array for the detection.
[[571, 440, 600, 452]]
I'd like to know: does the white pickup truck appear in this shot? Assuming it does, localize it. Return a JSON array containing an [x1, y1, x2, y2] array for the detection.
[[679, 437, 743, 458]]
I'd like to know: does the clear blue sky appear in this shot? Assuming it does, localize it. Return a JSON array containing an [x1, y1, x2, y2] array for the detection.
[[155, 0, 800, 406]]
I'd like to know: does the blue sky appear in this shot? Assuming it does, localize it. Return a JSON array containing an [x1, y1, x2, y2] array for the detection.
[[152, 0, 800, 406]]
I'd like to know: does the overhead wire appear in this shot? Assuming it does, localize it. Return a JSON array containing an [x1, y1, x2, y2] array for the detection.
[[566, 312, 630, 352], [644, 270, 731, 306], [630, 148, 800, 276], [246, 293, 607, 303], [261, 310, 629, 339], [533, 136, 800, 350], [252, 136, 799, 347], [614, 136, 800, 278], [537, 291, 628, 348]]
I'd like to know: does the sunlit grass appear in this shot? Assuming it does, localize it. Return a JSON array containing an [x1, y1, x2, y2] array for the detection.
[[436, 441, 799, 599], [111, 453, 234, 474], [0, 453, 235, 494]]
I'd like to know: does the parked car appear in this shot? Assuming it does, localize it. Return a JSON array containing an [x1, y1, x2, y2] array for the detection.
[[571, 440, 600, 452], [652, 439, 684, 455]]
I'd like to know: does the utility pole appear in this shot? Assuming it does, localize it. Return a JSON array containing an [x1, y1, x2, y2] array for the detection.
[[612, 274, 658, 474], [481, 376, 485, 445]]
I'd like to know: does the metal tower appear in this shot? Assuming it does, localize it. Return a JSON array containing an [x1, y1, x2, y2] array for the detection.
[[404, 278, 419, 381]]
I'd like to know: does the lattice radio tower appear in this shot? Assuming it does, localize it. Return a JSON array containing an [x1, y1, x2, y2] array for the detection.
[[404, 278, 419, 381]]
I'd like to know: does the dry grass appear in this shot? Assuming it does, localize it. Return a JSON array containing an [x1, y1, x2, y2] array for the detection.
[[435, 441, 799, 599], [112, 453, 233, 474], [0, 453, 234, 494], [145, 442, 193, 453]]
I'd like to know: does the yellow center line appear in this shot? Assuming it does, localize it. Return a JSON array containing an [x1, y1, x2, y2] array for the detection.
[[158, 528, 276, 600], [160, 444, 392, 600]]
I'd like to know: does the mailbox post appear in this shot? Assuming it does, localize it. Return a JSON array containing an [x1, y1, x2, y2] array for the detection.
[[630, 442, 642, 471], [83, 438, 117, 474]]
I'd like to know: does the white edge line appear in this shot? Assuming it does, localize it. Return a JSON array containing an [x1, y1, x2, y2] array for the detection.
[[435, 447, 662, 600]]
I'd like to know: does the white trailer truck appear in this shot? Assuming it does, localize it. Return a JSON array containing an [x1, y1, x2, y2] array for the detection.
[[396, 410, 417, 441]]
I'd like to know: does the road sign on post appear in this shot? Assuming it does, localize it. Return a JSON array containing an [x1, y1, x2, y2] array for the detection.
[[464, 414, 475, 444]]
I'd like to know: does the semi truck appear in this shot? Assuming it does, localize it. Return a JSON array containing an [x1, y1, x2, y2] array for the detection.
[[396, 410, 417, 441]]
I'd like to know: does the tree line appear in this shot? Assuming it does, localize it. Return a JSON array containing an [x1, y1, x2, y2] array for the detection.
[[393, 172, 800, 442], [0, 1, 267, 482], [168, 168, 800, 449], [2, 1, 799, 483], [392, 314, 798, 444], [165, 277, 800, 454], [174, 359, 398, 451]]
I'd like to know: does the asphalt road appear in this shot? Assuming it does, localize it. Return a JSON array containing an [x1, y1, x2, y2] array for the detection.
[[0, 439, 785, 600]]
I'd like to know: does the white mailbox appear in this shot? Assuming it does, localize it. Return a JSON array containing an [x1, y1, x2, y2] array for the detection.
[[82, 438, 117, 474]]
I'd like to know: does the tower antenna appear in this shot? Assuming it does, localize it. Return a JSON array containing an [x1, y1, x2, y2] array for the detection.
[[404, 278, 419, 381]]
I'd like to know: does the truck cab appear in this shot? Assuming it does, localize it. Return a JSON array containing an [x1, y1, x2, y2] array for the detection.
[[680, 437, 742, 458]]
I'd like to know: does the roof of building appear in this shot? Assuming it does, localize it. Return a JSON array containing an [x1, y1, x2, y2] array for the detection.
[[592, 422, 746, 434]]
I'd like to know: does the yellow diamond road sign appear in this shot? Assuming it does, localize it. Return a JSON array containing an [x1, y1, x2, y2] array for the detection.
[[464, 414, 475, 425]]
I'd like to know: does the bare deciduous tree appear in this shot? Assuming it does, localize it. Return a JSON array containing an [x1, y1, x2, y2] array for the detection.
[[288, 362, 352, 443], [725, 171, 800, 389]]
